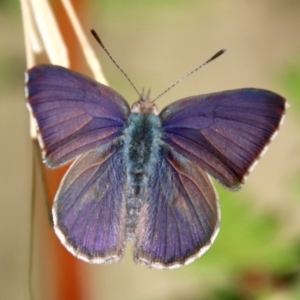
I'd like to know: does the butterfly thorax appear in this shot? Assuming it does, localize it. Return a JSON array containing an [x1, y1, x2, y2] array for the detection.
[[123, 101, 162, 240]]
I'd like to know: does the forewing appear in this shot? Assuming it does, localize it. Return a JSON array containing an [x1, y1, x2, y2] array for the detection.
[[53, 144, 126, 263], [134, 149, 219, 269], [26, 65, 130, 167], [160, 89, 286, 189]]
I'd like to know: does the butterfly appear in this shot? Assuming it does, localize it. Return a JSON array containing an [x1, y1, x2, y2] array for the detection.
[[25, 48, 286, 269]]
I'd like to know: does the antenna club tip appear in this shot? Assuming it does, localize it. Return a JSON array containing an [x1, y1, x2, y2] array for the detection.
[[210, 49, 227, 61], [216, 49, 226, 56], [90, 29, 105, 47], [90, 28, 98, 38]]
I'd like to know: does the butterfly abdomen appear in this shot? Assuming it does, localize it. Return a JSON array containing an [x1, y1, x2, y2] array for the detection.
[[123, 112, 162, 239]]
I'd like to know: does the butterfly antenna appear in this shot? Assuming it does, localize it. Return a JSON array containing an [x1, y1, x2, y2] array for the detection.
[[152, 49, 226, 102], [91, 29, 141, 97]]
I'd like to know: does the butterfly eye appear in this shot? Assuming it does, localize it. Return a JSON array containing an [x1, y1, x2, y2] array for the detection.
[[131, 102, 140, 113]]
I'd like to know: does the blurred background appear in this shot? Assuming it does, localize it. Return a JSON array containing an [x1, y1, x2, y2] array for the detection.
[[1, 0, 300, 299]]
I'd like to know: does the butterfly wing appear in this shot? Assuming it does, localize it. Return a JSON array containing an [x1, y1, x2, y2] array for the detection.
[[26, 65, 130, 167], [160, 89, 286, 190], [53, 144, 126, 263], [134, 148, 219, 269]]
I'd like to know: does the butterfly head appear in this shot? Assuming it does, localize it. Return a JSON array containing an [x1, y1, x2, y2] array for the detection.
[[131, 92, 158, 115]]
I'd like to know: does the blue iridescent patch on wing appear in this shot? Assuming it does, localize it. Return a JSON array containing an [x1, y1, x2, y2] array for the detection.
[[26, 65, 130, 167]]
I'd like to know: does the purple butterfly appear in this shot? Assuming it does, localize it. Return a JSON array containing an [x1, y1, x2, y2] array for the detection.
[[25, 53, 286, 269]]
